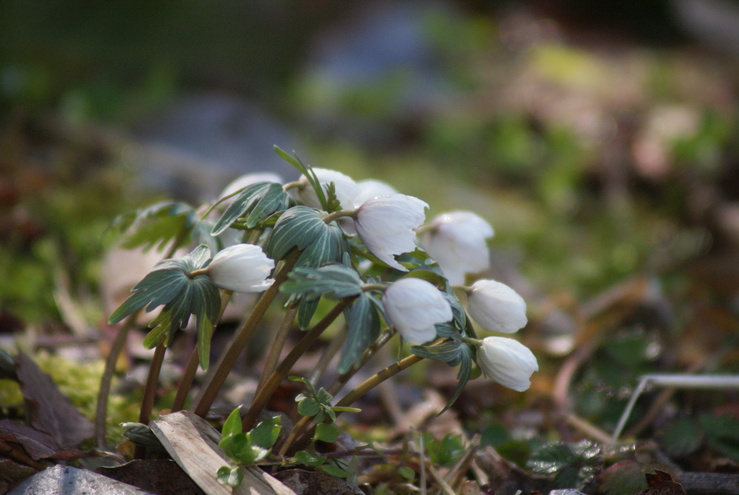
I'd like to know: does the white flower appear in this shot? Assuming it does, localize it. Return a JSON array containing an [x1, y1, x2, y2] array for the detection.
[[353, 179, 397, 206], [205, 244, 275, 292], [218, 172, 284, 206], [297, 168, 359, 210], [466, 280, 527, 333], [477, 336, 538, 392], [383, 278, 452, 344], [421, 211, 494, 285], [354, 194, 428, 271]]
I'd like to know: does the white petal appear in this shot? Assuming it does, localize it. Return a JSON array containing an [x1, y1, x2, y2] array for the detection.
[[422, 211, 493, 285], [206, 244, 275, 293], [353, 179, 398, 206], [477, 336, 538, 392], [297, 168, 359, 210], [467, 280, 527, 333], [383, 278, 452, 344], [355, 194, 428, 271]]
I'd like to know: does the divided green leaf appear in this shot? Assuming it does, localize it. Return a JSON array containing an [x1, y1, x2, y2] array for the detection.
[[212, 182, 292, 235], [338, 294, 380, 374]]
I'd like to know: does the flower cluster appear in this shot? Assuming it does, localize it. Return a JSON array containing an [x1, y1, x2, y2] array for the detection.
[[109, 151, 539, 449]]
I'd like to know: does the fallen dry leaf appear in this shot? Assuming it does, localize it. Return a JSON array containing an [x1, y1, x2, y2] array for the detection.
[[15, 353, 94, 449]]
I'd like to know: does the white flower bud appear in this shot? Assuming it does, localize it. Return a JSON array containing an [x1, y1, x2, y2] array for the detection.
[[354, 194, 428, 271], [466, 279, 527, 333], [383, 278, 452, 344], [205, 244, 275, 292], [353, 179, 397, 206], [477, 336, 538, 392], [421, 211, 494, 285], [297, 168, 359, 210]]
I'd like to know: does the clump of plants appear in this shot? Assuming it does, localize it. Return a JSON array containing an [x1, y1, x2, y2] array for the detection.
[[101, 147, 538, 487]]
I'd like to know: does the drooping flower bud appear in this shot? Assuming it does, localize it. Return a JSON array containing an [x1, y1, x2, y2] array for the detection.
[[383, 278, 452, 344], [205, 244, 275, 292], [421, 211, 493, 285], [354, 194, 428, 271], [353, 179, 398, 206], [297, 168, 359, 210], [466, 279, 527, 333], [477, 336, 538, 392]]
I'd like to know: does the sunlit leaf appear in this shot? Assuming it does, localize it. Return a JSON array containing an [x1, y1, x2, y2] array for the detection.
[[250, 416, 281, 450]]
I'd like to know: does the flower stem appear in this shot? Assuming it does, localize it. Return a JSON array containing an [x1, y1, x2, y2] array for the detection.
[[190, 249, 301, 417], [322, 209, 356, 224], [309, 330, 347, 387], [255, 305, 299, 392], [241, 299, 351, 431], [282, 353, 424, 455], [134, 343, 167, 459], [96, 239, 184, 449], [334, 353, 423, 409], [95, 313, 136, 449], [326, 330, 393, 397], [171, 289, 234, 412]]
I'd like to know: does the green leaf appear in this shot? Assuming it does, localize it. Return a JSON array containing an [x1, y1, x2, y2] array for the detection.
[[443, 343, 474, 412], [315, 423, 341, 443], [398, 466, 415, 480], [113, 201, 206, 253], [281, 264, 364, 302], [699, 413, 739, 461], [410, 341, 462, 365], [221, 406, 243, 440], [527, 441, 601, 489], [274, 146, 328, 211], [338, 294, 380, 374], [212, 182, 291, 235], [316, 388, 333, 405], [297, 396, 321, 417], [294, 450, 326, 466], [217, 465, 243, 488], [264, 206, 327, 260], [296, 220, 348, 268], [250, 416, 281, 449], [320, 463, 352, 478], [297, 296, 319, 330], [661, 417, 703, 458]]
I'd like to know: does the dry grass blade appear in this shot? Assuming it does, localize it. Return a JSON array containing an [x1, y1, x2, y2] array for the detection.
[[150, 410, 296, 495]]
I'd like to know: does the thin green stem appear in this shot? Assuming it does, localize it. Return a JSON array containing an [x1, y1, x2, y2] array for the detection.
[[95, 313, 136, 449], [256, 305, 299, 392], [326, 330, 393, 397], [334, 353, 423, 409], [282, 352, 424, 455], [96, 238, 184, 450], [309, 329, 347, 387], [190, 249, 301, 417], [241, 299, 351, 431], [134, 343, 167, 459], [322, 209, 356, 224]]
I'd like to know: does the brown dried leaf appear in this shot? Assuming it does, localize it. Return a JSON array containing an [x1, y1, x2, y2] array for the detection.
[[15, 353, 94, 449], [0, 419, 58, 459]]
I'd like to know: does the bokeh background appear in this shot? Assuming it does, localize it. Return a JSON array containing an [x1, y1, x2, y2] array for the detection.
[[1, 0, 737, 488]]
